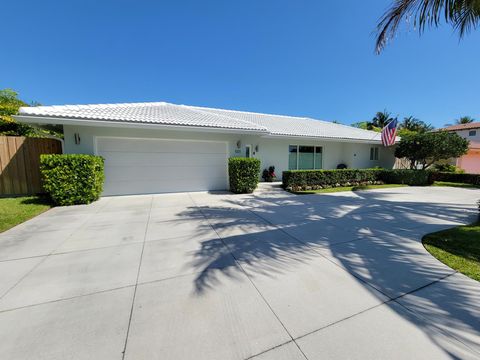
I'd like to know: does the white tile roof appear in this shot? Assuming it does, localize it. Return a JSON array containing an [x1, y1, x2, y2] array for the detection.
[[18, 101, 382, 142]]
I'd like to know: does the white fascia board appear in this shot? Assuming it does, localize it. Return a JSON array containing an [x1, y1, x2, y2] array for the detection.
[[13, 115, 268, 135], [260, 134, 384, 144]]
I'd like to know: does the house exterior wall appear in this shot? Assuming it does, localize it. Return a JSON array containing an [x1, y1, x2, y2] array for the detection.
[[446, 128, 480, 173], [453, 129, 480, 142], [456, 149, 480, 174], [63, 125, 396, 179]]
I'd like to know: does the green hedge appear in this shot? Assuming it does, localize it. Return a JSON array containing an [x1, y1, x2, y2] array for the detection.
[[283, 169, 383, 190], [40, 154, 105, 206], [228, 157, 261, 194], [282, 169, 433, 191], [431, 172, 480, 185], [379, 169, 433, 186]]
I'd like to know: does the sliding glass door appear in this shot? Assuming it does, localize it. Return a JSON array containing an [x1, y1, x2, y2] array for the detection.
[[288, 145, 322, 170]]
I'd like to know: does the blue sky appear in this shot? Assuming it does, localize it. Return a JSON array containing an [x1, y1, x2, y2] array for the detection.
[[2, 0, 479, 128]]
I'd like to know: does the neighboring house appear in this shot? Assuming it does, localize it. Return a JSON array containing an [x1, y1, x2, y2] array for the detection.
[[439, 122, 480, 174], [15, 102, 396, 196]]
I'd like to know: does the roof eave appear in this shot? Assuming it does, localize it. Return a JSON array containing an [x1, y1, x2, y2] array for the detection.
[[13, 115, 269, 135], [261, 133, 388, 144]]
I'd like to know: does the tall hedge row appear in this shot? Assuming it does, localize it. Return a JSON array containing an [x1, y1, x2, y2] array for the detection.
[[282, 169, 433, 191], [430, 172, 480, 185], [282, 169, 383, 189], [380, 169, 433, 186], [228, 157, 261, 194], [40, 154, 105, 205]]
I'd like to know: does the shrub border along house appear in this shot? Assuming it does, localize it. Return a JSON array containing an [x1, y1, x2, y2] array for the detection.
[[40, 154, 105, 206], [282, 169, 433, 192], [228, 157, 261, 194], [431, 172, 480, 186]]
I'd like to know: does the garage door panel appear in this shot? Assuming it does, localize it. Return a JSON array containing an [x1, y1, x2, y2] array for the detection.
[[103, 177, 227, 195], [104, 165, 227, 182], [96, 137, 228, 195], [98, 138, 226, 154], [100, 151, 226, 167]]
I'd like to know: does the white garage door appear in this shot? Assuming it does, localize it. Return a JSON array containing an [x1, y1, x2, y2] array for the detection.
[[96, 137, 228, 196]]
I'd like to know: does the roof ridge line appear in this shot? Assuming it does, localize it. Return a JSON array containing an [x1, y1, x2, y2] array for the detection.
[[181, 104, 269, 132]]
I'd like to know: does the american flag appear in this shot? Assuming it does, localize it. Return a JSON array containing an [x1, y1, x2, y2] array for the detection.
[[381, 119, 398, 147]]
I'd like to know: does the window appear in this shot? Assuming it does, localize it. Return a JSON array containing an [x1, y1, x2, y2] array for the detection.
[[288, 145, 322, 170], [288, 145, 298, 170], [245, 145, 252, 158], [469, 130, 477, 137], [370, 147, 379, 161]]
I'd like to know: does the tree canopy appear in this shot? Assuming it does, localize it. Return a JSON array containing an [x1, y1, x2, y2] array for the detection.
[[395, 131, 469, 169], [351, 110, 397, 132], [0, 88, 61, 137], [455, 116, 475, 124], [375, 0, 480, 53], [352, 111, 433, 136]]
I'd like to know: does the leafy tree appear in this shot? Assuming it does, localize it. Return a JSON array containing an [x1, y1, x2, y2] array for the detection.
[[351, 121, 380, 132], [375, 0, 480, 53], [455, 116, 475, 124], [371, 110, 396, 128], [395, 131, 469, 169], [0, 88, 62, 137], [352, 110, 397, 132], [399, 116, 433, 135]]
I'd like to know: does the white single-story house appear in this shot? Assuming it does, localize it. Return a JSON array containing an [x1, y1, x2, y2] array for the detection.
[[16, 102, 396, 196]]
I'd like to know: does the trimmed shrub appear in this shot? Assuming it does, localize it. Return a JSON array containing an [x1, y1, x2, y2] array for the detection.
[[379, 169, 433, 186], [430, 172, 480, 186], [40, 154, 105, 205], [282, 168, 433, 191], [282, 169, 384, 191], [229, 157, 261, 194]]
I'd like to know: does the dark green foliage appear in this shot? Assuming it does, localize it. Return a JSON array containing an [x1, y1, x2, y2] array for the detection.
[[282, 169, 433, 191], [431, 172, 480, 186], [395, 131, 469, 169], [432, 163, 461, 173], [379, 169, 433, 186], [0, 88, 63, 138], [282, 169, 384, 191], [40, 154, 105, 205], [228, 157, 261, 194]]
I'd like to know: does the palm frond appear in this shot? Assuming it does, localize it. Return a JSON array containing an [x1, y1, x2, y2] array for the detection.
[[375, 0, 480, 53]]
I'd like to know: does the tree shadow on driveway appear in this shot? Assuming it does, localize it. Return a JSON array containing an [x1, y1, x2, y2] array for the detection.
[[182, 189, 480, 356]]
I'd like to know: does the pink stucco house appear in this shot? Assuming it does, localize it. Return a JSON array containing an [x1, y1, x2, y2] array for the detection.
[[441, 122, 480, 174]]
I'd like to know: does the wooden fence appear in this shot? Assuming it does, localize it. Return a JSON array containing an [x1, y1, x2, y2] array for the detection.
[[0, 136, 62, 196]]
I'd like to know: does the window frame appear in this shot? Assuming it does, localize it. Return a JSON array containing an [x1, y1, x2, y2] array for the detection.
[[370, 147, 379, 161], [245, 144, 252, 158], [469, 130, 477, 137], [288, 145, 323, 170]]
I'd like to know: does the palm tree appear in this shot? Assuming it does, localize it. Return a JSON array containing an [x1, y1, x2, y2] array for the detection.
[[401, 116, 433, 132], [371, 110, 396, 129], [455, 116, 475, 124], [375, 0, 480, 53]]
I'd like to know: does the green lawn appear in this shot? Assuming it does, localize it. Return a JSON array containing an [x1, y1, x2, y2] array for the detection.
[[0, 196, 52, 233], [432, 181, 480, 189], [295, 184, 407, 195], [423, 222, 480, 282]]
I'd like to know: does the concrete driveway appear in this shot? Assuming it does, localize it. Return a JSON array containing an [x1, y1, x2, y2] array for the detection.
[[0, 185, 479, 359]]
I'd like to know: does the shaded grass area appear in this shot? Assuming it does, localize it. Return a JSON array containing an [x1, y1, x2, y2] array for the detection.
[[0, 196, 52, 233], [432, 181, 480, 189], [423, 222, 480, 282], [294, 184, 407, 195]]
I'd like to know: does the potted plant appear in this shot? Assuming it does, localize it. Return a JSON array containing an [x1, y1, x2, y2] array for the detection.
[[262, 166, 277, 182]]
